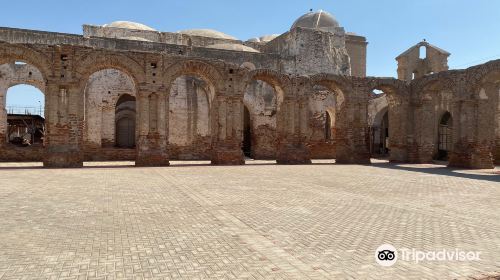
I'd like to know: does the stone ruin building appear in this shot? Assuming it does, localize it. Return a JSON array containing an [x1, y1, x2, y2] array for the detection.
[[0, 10, 498, 169]]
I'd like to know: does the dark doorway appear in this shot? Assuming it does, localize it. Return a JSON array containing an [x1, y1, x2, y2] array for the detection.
[[437, 112, 452, 160], [116, 117, 135, 148], [380, 111, 389, 155], [115, 94, 136, 148], [242, 106, 252, 157]]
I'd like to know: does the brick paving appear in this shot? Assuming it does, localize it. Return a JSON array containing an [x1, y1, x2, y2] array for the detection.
[[0, 160, 499, 279]]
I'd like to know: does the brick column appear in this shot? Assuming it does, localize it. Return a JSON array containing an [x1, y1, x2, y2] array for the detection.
[[449, 99, 495, 169], [43, 82, 84, 168], [410, 99, 435, 163], [0, 85, 7, 147], [135, 89, 169, 166], [335, 99, 370, 164], [387, 98, 409, 162], [211, 95, 245, 165], [276, 91, 311, 164]]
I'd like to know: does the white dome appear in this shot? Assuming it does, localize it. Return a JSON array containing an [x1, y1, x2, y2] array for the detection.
[[206, 43, 259, 53], [178, 29, 237, 40], [259, 34, 280, 42], [291, 10, 340, 31], [247, 37, 260, 43], [104, 21, 156, 31]]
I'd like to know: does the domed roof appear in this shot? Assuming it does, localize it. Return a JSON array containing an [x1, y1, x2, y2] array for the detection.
[[178, 29, 237, 40], [259, 34, 280, 42], [291, 10, 339, 31], [206, 43, 259, 53], [247, 37, 260, 43], [104, 21, 156, 31]]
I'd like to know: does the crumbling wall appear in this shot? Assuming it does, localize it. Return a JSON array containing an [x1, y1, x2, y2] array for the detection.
[[243, 80, 277, 159], [84, 69, 136, 149], [307, 87, 336, 158], [168, 76, 211, 159]]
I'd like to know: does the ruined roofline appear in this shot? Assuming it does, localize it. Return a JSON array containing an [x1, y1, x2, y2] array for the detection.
[[83, 24, 244, 43], [0, 26, 281, 58], [396, 41, 450, 60]]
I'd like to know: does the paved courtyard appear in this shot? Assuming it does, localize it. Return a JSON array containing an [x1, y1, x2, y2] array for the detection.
[[0, 160, 499, 280]]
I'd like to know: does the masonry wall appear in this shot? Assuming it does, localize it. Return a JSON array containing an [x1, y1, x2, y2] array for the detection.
[[0, 27, 498, 169]]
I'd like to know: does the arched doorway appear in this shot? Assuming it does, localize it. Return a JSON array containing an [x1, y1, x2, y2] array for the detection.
[[437, 111, 452, 160], [5, 84, 45, 146], [115, 94, 136, 148], [368, 89, 390, 158], [0, 60, 46, 162]]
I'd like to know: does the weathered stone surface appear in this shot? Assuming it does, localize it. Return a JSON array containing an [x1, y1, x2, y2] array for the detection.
[[0, 13, 498, 169]]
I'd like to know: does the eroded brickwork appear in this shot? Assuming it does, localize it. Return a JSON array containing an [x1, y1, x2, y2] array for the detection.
[[0, 11, 498, 169]]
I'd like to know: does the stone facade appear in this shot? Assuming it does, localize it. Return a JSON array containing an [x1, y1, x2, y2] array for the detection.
[[0, 10, 498, 169]]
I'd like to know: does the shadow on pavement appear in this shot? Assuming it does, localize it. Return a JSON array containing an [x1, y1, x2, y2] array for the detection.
[[370, 161, 500, 183]]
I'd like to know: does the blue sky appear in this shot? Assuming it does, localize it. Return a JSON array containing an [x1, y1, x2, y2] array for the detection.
[[3, 0, 500, 109]]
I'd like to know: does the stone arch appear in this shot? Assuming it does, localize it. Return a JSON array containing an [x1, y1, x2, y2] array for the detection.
[[163, 59, 223, 105], [366, 80, 409, 160], [75, 52, 146, 92], [0, 45, 52, 83], [241, 69, 287, 160], [82, 68, 137, 152], [164, 60, 220, 160], [8, 80, 45, 93], [240, 62, 256, 71], [245, 69, 289, 109], [309, 74, 365, 163], [309, 74, 350, 110], [408, 77, 457, 163], [1, 61, 46, 93], [0, 57, 48, 160]]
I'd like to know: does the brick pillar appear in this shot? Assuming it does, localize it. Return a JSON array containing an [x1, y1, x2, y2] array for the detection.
[[0, 85, 7, 148], [211, 96, 245, 165], [135, 90, 169, 166], [495, 138, 500, 165], [43, 82, 84, 168], [410, 99, 435, 163], [335, 99, 370, 164], [449, 99, 494, 169], [387, 98, 409, 162], [276, 95, 311, 165]]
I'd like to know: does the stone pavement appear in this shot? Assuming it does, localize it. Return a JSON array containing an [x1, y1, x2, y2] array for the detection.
[[0, 160, 499, 279]]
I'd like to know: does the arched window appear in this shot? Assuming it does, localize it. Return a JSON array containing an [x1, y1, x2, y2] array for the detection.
[[438, 112, 453, 159], [419, 45, 427, 59]]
